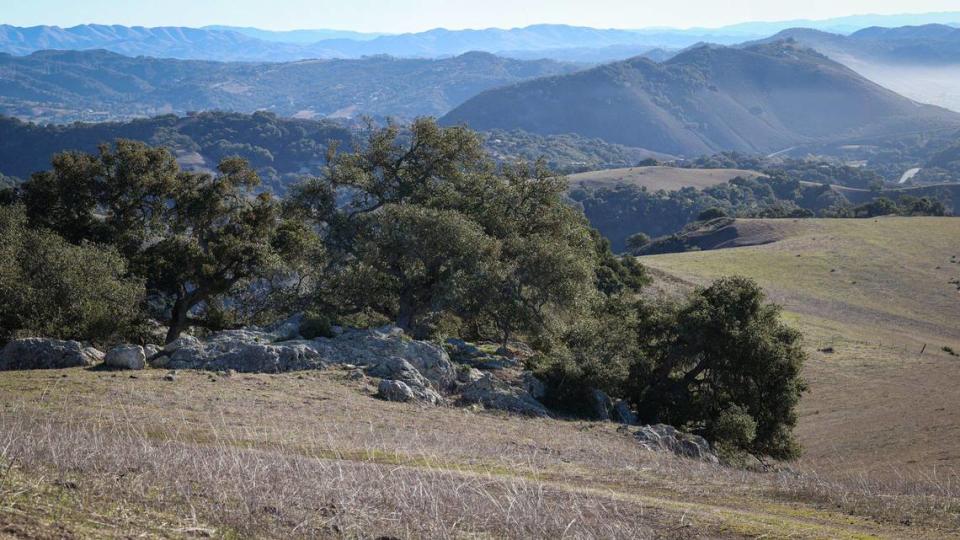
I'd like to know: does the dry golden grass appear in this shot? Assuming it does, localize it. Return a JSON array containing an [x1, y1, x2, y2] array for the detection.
[[1, 368, 959, 538], [641, 217, 960, 478], [567, 166, 762, 192]]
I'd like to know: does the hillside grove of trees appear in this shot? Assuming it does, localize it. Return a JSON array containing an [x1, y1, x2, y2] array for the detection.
[[0, 119, 807, 459]]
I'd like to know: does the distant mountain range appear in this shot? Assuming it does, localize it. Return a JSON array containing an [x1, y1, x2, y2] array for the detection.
[[440, 41, 960, 156], [753, 24, 960, 64], [0, 49, 578, 123], [0, 12, 958, 62]]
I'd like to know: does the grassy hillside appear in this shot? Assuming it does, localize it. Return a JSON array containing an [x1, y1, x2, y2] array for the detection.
[[568, 165, 761, 191], [2, 367, 957, 538], [641, 217, 960, 477]]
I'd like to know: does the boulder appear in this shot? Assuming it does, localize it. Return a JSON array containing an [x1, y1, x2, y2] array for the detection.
[[0, 338, 95, 370], [456, 366, 485, 384], [104, 345, 146, 370], [460, 373, 550, 417], [365, 357, 430, 387], [634, 424, 718, 463], [521, 371, 546, 400], [264, 313, 305, 341], [162, 335, 201, 354], [377, 379, 442, 405], [82, 346, 105, 363], [150, 355, 170, 368], [590, 389, 614, 421], [612, 400, 638, 425], [144, 344, 161, 358]]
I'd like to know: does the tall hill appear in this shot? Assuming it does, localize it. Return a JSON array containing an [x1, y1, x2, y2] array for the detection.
[[751, 25, 960, 111], [441, 42, 960, 156]]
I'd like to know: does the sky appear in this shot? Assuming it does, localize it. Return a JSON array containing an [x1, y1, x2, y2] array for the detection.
[[1, 0, 959, 32]]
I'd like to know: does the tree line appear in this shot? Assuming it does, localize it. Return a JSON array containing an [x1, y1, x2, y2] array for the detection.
[[0, 120, 806, 459]]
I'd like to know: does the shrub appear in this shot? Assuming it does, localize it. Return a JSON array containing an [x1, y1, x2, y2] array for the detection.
[[711, 405, 757, 449], [697, 207, 728, 221], [300, 312, 334, 340], [0, 205, 144, 345]]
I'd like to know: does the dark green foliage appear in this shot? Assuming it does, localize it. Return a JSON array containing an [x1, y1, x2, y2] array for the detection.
[[482, 129, 663, 173], [290, 118, 603, 344], [300, 312, 335, 340], [625, 232, 651, 254], [19, 140, 292, 343], [697, 207, 728, 221], [0, 205, 144, 345], [628, 277, 807, 459]]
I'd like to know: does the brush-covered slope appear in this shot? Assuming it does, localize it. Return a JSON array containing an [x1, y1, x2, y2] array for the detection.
[[441, 42, 960, 156], [0, 49, 579, 123]]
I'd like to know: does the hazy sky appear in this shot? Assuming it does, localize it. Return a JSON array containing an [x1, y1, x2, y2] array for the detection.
[[2, 0, 959, 32]]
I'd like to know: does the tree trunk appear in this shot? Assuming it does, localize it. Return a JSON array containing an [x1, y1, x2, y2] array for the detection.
[[165, 296, 191, 344], [396, 296, 416, 335]]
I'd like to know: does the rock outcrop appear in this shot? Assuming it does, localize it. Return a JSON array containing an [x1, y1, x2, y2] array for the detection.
[[104, 345, 146, 370], [377, 379, 442, 404], [0, 338, 100, 370], [460, 373, 550, 417], [163, 325, 457, 390], [590, 389, 638, 425], [634, 424, 718, 463]]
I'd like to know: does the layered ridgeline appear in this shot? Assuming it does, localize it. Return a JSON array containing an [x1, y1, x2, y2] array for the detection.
[[441, 42, 960, 156], [0, 23, 734, 62], [0, 49, 578, 123], [3, 16, 960, 61], [748, 25, 960, 111]]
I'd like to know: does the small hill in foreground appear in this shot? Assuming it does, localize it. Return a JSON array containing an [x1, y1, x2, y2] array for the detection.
[[567, 165, 762, 191], [641, 217, 960, 476], [441, 42, 960, 156]]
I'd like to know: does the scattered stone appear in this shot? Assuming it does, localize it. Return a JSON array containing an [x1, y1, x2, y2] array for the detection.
[[163, 370, 177, 382], [634, 424, 718, 463], [104, 345, 146, 370], [0, 338, 95, 370], [144, 344, 162, 358], [347, 369, 366, 381]]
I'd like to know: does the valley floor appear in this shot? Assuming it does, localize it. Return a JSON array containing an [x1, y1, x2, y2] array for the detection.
[[0, 367, 958, 539]]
